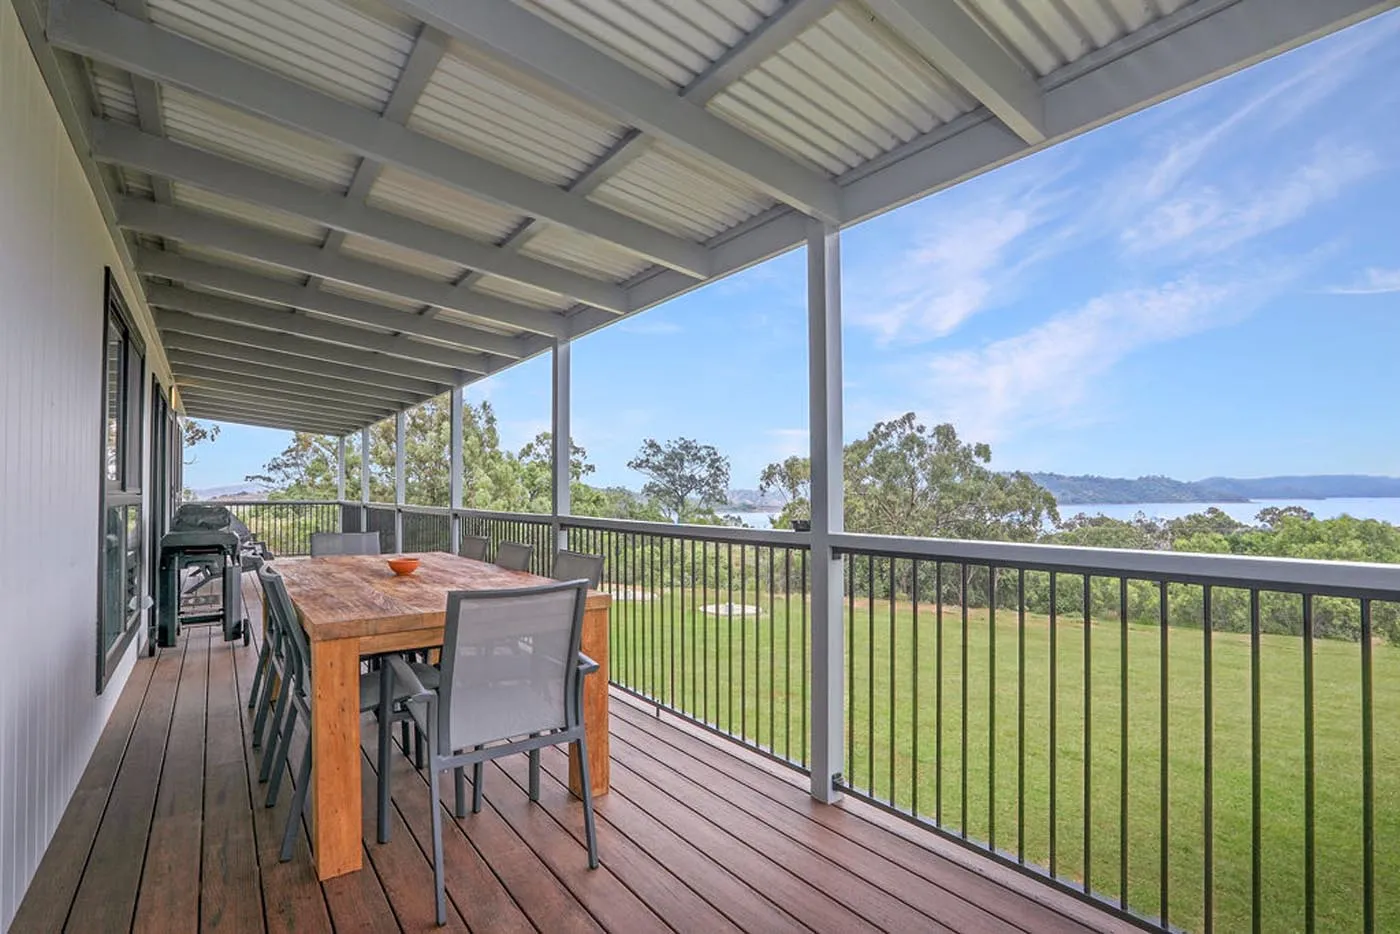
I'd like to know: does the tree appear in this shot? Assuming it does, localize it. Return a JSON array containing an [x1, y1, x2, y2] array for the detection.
[[245, 432, 340, 499], [758, 455, 810, 527], [183, 418, 219, 465], [627, 437, 730, 523], [843, 414, 1058, 540], [1256, 505, 1316, 528]]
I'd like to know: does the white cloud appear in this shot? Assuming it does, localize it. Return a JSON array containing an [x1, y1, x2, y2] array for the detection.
[[1122, 143, 1379, 256], [1328, 267, 1400, 295], [846, 188, 1054, 344], [916, 273, 1292, 442]]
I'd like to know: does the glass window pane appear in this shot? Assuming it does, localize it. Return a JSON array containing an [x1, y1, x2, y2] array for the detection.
[[105, 322, 122, 484], [102, 504, 126, 652]]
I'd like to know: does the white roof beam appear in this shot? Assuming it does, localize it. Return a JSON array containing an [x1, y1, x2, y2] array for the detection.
[[46, 0, 710, 278], [175, 380, 396, 421], [864, 0, 1045, 144], [115, 200, 569, 339], [167, 350, 424, 406], [160, 332, 447, 397], [91, 120, 624, 312], [381, 0, 843, 221], [180, 400, 363, 436], [147, 285, 490, 375], [136, 249, 527, 358], [155, 310, 465, 386]]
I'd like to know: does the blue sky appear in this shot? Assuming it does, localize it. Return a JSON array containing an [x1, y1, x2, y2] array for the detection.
[[188, 12, 1400, 494]]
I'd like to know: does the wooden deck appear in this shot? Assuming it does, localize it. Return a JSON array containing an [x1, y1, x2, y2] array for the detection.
[[13, 584, 1133, 934]]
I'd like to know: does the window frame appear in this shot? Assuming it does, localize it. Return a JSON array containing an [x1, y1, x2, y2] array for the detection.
[[97, 269, 146, 692]]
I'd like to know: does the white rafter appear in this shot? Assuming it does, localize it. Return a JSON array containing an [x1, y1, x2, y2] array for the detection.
[[378, 0, 843, 221], [862, 0, 1046, 144], [46, 0, 711, 278]]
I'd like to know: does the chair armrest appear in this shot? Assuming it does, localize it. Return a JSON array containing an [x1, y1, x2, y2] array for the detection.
[[577, 652, 600, 677], [385, 654, 434, 703]]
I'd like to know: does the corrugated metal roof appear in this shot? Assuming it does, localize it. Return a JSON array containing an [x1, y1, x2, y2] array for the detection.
[[409, 47, 626, 187], [588, 140, 773, 240], [339, 233, 466, 282], [963, 0, 1189, 77], [89, 61, 138, 124], [146, 0, 418, 112], [512, 0, 780, 89], [708, 1, 974, 174], [183, 281, 287, 311], [162, 88, 359, 191], [470, 274, 574, 312], [321, 278, 426, 315], [174, 245, 309, 284], [366, 165, 526, 244], [518, 224, 653, 282], [433, 306, 527, 336], [121, 169, 155, 199], [171, 182, 328, 243]]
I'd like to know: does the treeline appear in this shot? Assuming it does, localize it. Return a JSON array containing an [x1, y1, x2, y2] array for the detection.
[[219, 406, 1400, 643]]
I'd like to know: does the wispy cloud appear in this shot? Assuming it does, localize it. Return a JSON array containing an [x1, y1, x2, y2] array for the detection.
[[916, 270, 1297, 442], [846, 182, 1061, 344], [766, 428, 808, 459], [1121, 142, 1379, 256], [1327, 267, 1400, 295]]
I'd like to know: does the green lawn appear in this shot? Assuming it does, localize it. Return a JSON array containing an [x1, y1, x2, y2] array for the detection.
[[606, 589, 1400, 933]]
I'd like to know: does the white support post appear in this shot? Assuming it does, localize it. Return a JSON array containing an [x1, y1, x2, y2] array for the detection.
[[807, 219, 844, 803], [394, 410, 406, 551], [359, 425, 370, 530], [551, 340, 571, 551], [449, 386, 464, 553], [333, 436, 344, 515]]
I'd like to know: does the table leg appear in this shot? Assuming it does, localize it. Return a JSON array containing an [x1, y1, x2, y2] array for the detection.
[[570, 603, 610, 798], [310, 637, 361, 880]]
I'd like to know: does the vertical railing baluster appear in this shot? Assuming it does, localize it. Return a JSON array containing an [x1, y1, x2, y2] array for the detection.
[[936, 561, 944, 825], [868, 554, 875, 793], [1050, 571, 1059, 876], [989, 565, 997, 850], [1361, 598, 1375, 934], [1084, 573, 1092, 895], [741, 543, 748, 743], [785, 547, 792, 761], [1250, 588, 1262, 934], [1160, 579, 1170, 929], [847, 554, 855, 781], [1204, 585, 1213, 934], [961, 562, 970, 837], [1303, 593, 1316, 934], [1120, 576, 1129, 911], [727, 541, 735, 735], [769, 545, 776, 754], [1018, 568, 1026, 865], [889, 556, 898, 805], [912, 559, 921, 817]]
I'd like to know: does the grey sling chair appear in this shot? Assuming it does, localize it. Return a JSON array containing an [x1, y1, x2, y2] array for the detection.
[[551, 549, 604, 589], [459, 534, 490, 561], [379, 580, 601, 925], [494, 540, 534, 571], [255, 565, 420, 860], [309, 530, 382, 556]]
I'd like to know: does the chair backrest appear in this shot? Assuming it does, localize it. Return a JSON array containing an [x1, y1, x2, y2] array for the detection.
[[494, 541, 534, 572], [257, 565, 310, 693], [438, 581, 587, 753], [551, 550, 603, 589], [460, 534, 489, 562], [310, 531, 382, 557]]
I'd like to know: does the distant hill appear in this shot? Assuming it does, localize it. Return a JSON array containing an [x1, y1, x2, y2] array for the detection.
[[190, 482, 267, 500], [1030, 473, 1400, 505]]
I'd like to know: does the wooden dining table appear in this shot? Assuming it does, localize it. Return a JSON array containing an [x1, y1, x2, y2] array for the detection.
[[274, 551, 612, 881]]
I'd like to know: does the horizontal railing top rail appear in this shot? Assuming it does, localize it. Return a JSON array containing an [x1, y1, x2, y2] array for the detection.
[[456, 507, 553, 523], [562, 514, 810, 547], [832, 531, 1400, 599]]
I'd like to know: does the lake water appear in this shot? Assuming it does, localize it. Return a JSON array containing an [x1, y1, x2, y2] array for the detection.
[[727, 498, 1400, 530]]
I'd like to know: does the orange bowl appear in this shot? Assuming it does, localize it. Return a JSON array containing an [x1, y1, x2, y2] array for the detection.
[[387, 556, 420, 576]]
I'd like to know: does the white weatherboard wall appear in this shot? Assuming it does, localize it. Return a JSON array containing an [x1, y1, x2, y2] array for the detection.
[[0, 4, 161, 928]]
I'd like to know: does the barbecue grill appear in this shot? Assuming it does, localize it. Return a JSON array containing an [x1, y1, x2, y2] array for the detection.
[[151, 503, 270, 653]]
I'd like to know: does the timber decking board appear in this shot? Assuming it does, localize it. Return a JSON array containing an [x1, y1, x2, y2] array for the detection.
[[12, 575, 1131, 934]]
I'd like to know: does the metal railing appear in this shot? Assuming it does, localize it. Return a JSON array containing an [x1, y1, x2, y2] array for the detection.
[[830, 532, 1400, 934], [217, 500, 341, 556], [563, 516, 813, 768], [204, 499, 1398, 932]]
